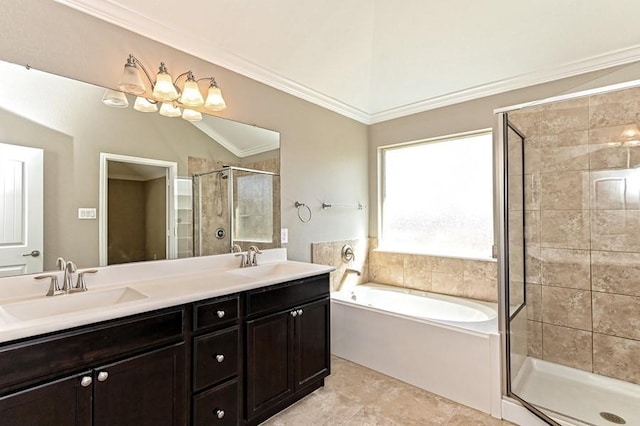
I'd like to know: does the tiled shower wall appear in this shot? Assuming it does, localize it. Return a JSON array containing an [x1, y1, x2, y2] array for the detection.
[[189, 156, 280, 255], [312, 238, 497, 302], [509, 86, 640, 385]]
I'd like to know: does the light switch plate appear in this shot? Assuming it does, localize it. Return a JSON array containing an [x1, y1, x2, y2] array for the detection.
[[281, 228, 288, 244], [78, 208, 97, 219]]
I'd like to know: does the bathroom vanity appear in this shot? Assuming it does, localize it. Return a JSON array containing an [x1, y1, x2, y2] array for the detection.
[[0, 250, 332, 425]]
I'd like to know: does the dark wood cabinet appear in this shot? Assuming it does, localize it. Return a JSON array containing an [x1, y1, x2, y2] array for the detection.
[[0, 308, 186, 426], [93, 344, 185, 426], [0, 272, 330, 426], [0, 371, 92, 426], [244, 274, 330, 425]]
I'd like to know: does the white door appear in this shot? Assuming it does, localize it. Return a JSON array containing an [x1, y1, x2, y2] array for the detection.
[[0, 142, 44, 277]]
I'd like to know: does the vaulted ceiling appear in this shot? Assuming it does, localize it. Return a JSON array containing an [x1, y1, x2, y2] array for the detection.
[[56, 0, 640, 124]]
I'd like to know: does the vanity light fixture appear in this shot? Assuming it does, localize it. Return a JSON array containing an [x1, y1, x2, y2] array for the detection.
[[105, 53, 227, 121]]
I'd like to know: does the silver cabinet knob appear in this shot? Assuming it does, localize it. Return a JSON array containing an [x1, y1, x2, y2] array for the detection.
[[97, 371, 109, 382], [216, 310, 225, 318], [297, 309, 303, 316], [215, 409, 225, 419], [80, 376, 92, 387], [215, 354, 224, 363], [291, 310, 297, 317]]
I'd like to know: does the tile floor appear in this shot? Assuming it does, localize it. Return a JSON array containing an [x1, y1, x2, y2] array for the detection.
[[262, 356, 514, 425]]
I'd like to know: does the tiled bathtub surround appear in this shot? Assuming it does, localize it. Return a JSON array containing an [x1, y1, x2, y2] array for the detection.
[[508, 85, 640, 385], [312, 239, 497, 302], [311, 239, 369, 292]]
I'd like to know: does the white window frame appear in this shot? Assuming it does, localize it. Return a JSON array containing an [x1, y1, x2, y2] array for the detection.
[[377, 129, 494, 260]]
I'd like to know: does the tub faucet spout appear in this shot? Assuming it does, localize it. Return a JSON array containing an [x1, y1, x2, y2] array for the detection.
[[346, 268, 361, 276]]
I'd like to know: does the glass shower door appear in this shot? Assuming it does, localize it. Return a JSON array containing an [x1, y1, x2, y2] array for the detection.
[[501, 115, 559, 425]]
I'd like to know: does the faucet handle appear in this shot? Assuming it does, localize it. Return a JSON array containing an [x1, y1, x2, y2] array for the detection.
[[72, 269, 98, 292], [35, 274, 63, 296]]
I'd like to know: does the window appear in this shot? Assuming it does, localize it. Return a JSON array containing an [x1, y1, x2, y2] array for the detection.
[[379, 131, 493, 259]]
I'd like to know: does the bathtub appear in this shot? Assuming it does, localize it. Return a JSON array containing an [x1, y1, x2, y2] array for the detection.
[[331, 283, 501, 417]]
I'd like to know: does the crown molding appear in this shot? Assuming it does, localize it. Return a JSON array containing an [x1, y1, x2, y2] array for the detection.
[[369, 44, 640, 124], [53, 1, 640, 126]]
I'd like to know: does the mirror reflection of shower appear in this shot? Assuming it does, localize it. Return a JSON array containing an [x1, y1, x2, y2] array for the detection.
[[193, 166, 280, 256]]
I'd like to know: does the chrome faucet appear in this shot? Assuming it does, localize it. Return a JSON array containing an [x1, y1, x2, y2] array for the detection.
[[248, 246, 262, 266], [231, 244, 243, 253]]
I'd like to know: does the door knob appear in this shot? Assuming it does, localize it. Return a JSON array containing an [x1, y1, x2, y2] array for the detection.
[[22, 250, 41, 257], [216, 310, 225, 318], [80, 376, 92, 387], [215, 409, 225, 419], [97, 371, 109, 382], [215, 354, 224, 363]]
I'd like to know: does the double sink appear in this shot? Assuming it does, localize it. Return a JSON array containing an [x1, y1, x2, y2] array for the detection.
[[0, 261, 318, 327]]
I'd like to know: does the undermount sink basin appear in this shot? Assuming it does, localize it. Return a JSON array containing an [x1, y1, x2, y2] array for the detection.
[[0, 287, 148, 325], [226, 262, 314, 279]]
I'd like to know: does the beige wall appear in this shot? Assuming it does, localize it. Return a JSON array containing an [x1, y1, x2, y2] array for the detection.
[[368, 62, 640, 238], [0, 0, 369, 264]]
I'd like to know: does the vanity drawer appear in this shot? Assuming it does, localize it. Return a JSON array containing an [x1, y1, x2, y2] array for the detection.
[[194, 296, 239, 331], [193, 378, 239, 426], [193, 327, 239, 391], [245, 274, 329, 318]]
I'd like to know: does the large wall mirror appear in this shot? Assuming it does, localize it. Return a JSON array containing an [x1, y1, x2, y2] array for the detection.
[[0, 59, 280, 278]]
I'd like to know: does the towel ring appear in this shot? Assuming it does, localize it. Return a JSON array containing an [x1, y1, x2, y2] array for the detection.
[[294, 201, 312, 223]]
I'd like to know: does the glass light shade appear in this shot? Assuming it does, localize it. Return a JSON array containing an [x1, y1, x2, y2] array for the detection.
[[101, 89, 129, 108], [159, 102, 181, 117], [133, 97, 158, 112], [117, 64, 146, 95], [204, 85, 227, 111], [182, 108, 203, 121], [179, 80, 204, 107], [153, 71, 178, 101]]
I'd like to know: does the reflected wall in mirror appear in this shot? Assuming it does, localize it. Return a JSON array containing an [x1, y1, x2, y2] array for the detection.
[[0, 59, 280, 277]]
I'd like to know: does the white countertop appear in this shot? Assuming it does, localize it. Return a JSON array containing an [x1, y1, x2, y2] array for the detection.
[[0, 249, 334, 344]]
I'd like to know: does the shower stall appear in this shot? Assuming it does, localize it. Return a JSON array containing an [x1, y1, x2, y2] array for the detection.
[[497, 82, 640, 425], [193, 166, 280, 255]]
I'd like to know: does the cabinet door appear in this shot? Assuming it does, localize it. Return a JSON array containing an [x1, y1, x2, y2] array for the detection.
[[295, 298, 330, 388], [0, 371, 92, 426], [93, 343, 186, 426], [245, 309, 294, 419]]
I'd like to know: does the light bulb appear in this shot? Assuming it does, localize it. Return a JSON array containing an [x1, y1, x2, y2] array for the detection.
[[159, 102, 181, 117], [102, 89, 129, 108], [182, 108, 203, 121], [133, 97, 158, 112], [117, 55, 146, 95], [204, 81, 227, 111], [179, 74, 204, 107], [152, 63, 178, 101]]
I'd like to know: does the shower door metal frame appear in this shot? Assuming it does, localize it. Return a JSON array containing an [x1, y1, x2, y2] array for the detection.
[[495, 113, 559, 426]]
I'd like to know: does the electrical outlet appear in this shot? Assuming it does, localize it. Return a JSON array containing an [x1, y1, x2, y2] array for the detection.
[[281, 228, 288, 244]]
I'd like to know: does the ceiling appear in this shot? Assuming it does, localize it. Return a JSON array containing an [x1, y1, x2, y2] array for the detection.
[[56, 0, 640, 124]]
